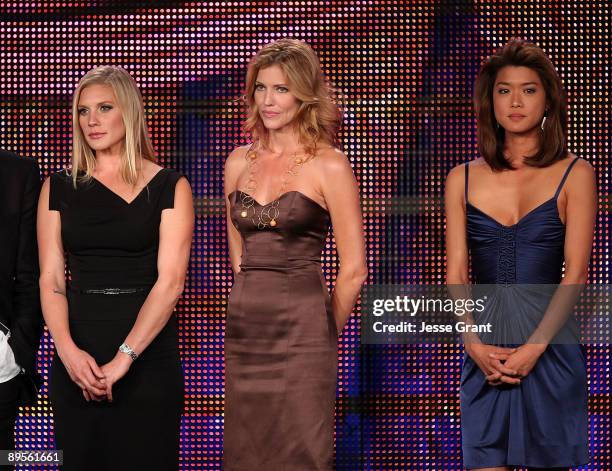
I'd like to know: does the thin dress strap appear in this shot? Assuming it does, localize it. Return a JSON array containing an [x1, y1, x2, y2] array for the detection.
[[554, 157, 580, 199], [464, 161, 470, 203]]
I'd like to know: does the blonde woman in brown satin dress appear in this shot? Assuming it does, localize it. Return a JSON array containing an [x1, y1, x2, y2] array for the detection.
[[223, 39, 368, 470]]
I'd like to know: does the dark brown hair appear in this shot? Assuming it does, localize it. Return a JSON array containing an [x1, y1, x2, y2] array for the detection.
[[474, 38, 567, 170]]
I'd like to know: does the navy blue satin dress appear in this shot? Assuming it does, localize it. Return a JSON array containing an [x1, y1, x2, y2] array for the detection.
[[461, 157, 589, 469]]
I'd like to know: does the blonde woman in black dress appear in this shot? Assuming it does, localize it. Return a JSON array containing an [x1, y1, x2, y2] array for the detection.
[[224, 39, 368, 470], [38, 66, 193, 470]]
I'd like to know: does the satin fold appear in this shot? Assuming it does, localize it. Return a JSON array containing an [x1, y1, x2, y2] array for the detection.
[[461, 158, 588, 469], [224, 190, 337, 471]]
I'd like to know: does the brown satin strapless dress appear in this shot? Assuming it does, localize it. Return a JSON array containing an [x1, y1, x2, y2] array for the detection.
[[224, 190, 338, 471]]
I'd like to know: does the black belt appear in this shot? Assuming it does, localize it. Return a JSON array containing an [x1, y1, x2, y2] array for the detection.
[[70, 287, 151, 295]]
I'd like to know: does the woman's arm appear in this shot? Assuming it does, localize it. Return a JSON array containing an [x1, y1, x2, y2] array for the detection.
[[559, 158, 597, 284], [319, 150, 368, 335], [502, 159, 597, 377], [444, 165, 469, 286], [100, 177, 194, 400], [38, 177, 107, 400], [224, 147, 248, 274], [445, 165, 517, 384]]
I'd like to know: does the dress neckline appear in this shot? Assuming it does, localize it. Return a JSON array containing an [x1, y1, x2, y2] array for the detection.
[[464, 156, 579, 229], [229, 189, 329, 214], [92, 168, 167, 205], [467, 197, 561, 229]]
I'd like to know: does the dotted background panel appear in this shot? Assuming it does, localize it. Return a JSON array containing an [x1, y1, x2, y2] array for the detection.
[[0, 2, 609, 470]]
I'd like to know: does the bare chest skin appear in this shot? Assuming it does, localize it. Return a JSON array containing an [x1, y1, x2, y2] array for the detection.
[[467, 159, 571, 226], [235, 150, 327, 210], [92, 162, 162, 204]]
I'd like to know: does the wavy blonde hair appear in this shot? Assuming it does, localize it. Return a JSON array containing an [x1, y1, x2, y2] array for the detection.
[[243, 38, 341, 156], [71, 66, 156, 187]]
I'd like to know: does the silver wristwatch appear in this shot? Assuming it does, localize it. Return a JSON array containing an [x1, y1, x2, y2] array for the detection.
[[118, 343, 138, 361]]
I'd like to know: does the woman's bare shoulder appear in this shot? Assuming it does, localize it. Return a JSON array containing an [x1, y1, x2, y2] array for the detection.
[[225, 145, 251, 173], [228, 144, 251, 161], [448, 157, 486, 176], [564, 154, 595, 186], [312, 146, 352, 174]]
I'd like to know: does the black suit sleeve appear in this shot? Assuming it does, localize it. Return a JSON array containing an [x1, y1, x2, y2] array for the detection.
[[8, 159, 43, 376]]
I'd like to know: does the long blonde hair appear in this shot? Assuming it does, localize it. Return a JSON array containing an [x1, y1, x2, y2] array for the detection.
[[243, 38, 341, 156], [71, 66, 156, 187]]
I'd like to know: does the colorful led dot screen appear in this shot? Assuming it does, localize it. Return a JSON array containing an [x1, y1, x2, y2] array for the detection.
[[0, 1, 609, 469]]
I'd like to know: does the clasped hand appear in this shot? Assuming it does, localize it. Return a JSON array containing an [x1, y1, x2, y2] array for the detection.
[[466, 343, 547, 386], [59, 345, 132, 402]]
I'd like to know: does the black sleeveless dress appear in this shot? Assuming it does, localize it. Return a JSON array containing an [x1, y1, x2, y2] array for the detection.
[[48, 169, 184, 471], [461, 157, 589, 468], [224, 190, 337, 471]]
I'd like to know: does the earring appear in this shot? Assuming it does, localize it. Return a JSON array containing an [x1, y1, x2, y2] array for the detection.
[[541, 108, 549, 130]]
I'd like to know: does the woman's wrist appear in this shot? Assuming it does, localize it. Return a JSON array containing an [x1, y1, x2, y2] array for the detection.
[[462, 333, 483, 353], [118, 343, 138, 362], [56, 339, 78, 360], [464, 342, 476, 356], [114, 350, 134, 369], [525, 342, 548, 354]]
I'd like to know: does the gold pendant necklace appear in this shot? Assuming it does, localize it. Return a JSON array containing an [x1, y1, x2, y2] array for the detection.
[[239, 146, 308, 229]]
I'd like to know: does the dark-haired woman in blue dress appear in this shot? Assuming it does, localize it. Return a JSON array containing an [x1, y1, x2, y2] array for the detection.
[[445, 39, 595, 470]]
